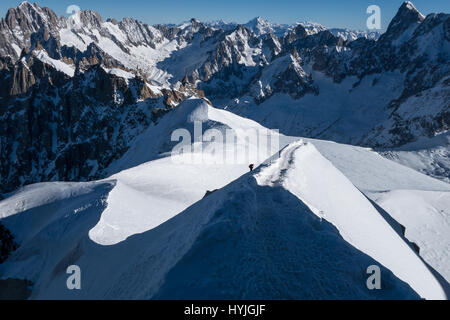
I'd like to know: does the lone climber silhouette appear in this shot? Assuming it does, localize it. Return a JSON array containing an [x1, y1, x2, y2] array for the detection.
[[249, 164, 254, 172]]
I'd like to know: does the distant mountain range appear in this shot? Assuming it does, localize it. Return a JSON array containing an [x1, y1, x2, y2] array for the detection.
[[207, 16, 383, 40], [0, 1, 448, 194]]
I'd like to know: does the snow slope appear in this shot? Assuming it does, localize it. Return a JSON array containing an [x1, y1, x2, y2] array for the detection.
[[34, 50, 75, 77], [304, 138, 450, 193], [368, 190, 450, 282]]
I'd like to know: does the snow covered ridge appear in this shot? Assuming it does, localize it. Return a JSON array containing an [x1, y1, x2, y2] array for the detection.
[[0, 100, 449, 299]]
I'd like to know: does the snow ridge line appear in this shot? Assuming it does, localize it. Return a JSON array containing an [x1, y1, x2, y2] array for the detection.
[[255, 140, 304, 187], [255, 140, 325, 218]]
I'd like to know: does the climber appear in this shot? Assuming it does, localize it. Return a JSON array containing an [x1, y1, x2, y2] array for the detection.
[[249, 164, 254, 172]]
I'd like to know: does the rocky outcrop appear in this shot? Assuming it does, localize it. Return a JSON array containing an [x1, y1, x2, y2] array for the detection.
[[250, 49, 318, 103], [0, 223, 18, 264], [0, 279, 33, 300]]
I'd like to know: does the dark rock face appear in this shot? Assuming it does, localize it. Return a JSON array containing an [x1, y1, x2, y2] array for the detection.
[[248, 49, 318, 103], [0, 278, 33, 300], [203, 189, 218, 198], [0, 52, 189, 194], [0, 222, 18, 264]]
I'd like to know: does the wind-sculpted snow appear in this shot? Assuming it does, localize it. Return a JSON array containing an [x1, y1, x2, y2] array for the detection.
[[153, 176, 418, 299]]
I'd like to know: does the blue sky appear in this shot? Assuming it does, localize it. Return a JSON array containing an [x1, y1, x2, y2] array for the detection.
[[1, 0, 449, 30]]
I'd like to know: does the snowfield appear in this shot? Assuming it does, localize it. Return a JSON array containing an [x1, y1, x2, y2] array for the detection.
[[0, 99, 449, 299]]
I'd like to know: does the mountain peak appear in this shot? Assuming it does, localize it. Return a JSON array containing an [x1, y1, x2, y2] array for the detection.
[[13, 1, 36, 14], [401, 1, 420, 13], [393, 1, 426, 24], [3, 1, 59, 36], [66, 9, 103, 29], [381, 1, 425, 42], [248, 16, 268, 26], [244, 16, 272, 36], [18, 1, 33, 8], [15, 1, 42, 14]]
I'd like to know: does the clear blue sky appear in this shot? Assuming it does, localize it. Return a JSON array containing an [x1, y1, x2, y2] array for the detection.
[[1, 0, 449, 30]]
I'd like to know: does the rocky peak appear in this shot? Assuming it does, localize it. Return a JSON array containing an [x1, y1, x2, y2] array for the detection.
[[244, 16, 273, 36], [262, 32, 282, 61], [107, 18, 119, 25], [176, 18, 213, 43], [190, 18, 201, 29], [283, 24, 308, 46], [249, 49, 317, 103], [398, 1, 426, 21], [4, 2, 58, 31], [380, 1, 425, 44], [0, 2, 60, 59], [65, 10, 103, 29]]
